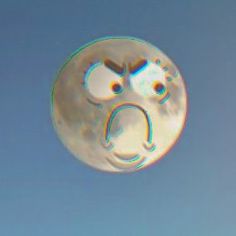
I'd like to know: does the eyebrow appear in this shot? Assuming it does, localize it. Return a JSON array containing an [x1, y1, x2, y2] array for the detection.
[[129, 59, 148, 74], [104, 59, 125, 74]]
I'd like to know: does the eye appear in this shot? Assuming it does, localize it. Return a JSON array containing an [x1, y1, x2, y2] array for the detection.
[[129, 61, 171, 103], [111, 82, 123, 94], [129, 61, 165, 96], [153, 82, 166, 95], [84, 62, 124, 100]]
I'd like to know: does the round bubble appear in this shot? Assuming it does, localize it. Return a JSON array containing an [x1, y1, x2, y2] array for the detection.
[[51, 36, 188, 173]]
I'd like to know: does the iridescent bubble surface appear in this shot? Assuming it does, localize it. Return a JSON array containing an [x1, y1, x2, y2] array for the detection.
[[51, 36, 188, 173]]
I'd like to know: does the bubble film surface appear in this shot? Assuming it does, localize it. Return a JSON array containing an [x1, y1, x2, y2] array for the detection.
[[51, 36, 188, 173]]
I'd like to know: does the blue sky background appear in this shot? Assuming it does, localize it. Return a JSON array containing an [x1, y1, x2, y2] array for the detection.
[[1, 0, 236, 235]]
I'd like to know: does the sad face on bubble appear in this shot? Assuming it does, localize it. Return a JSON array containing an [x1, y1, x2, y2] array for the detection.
[[52, 37, 188, 173]]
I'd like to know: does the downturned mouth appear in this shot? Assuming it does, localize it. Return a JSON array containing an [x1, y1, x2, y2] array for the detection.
[[104, 102, 153, 144], [102, 102, 156, 171]]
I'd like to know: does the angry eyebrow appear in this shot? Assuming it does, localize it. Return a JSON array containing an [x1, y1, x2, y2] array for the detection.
[[104, 59, 125, 75], [128, 59, 148, 74]]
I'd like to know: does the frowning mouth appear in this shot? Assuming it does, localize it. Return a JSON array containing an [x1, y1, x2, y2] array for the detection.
[[104, 102, 153, 144], [102, 102, 157, 171]]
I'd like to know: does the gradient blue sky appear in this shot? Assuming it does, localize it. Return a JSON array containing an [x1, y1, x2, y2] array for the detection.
[[1, 0, 236, 235]]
